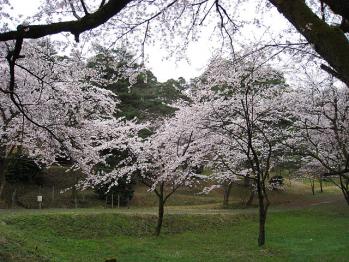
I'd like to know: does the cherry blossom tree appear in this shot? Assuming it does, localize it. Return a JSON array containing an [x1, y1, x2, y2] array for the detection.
[[295, 160, 327, 195], [135, 105, 206, 236], [198, 132, 243, 208], [290, 79, 349, 204], [190, 54, 293, 246], [0, 39, 144, 199]]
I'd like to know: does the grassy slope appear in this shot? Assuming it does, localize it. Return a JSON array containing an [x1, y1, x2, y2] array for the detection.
[[0, 197, 348, 262], [0, 178, 346, 261]]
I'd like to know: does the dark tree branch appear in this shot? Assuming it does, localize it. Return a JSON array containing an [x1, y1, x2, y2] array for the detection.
[[110, 0, 179, 45], [181, 131, 194, 157], [269, 0, 349, 87], [321, 64, 347, 83], [0, 0, 131, 42], [99, 0, 107, 9], [80, 0, 90, 15], [5, 35, 65, 147], [68, 0, 81, 19]]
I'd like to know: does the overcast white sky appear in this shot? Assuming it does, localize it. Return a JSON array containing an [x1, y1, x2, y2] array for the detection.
[[8, 0, 290, 82], [7, 1, 218, 81]]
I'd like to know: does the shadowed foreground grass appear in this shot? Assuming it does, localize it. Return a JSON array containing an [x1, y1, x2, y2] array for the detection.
[[0, 201, 348, 262]]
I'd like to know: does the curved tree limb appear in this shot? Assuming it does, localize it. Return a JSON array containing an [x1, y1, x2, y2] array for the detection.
[[269, 0, 349, 87], [0, 0, 131, 42]]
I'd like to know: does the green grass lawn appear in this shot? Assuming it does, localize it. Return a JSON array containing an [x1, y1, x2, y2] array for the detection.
[[0, 199, 348, 262]]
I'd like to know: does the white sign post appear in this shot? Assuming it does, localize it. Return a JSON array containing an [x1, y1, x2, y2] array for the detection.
[[37, 195, 43, 209]]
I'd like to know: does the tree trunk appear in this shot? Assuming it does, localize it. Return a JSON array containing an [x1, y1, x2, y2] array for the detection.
[[0, 170, 6, 200], [244, 174, 250, 187], [72, 184, 78, 208], [51, 185, 55, 203], [72, 171, 80, 208], [339, 176, 349, 205], [257, 177, 270, 247], [11, 188, 16, 209], [155, 197, 165, 236], [340, 183, 349, 206], [343, 191, 349, 206], [154, 182, 166, 236], [310, 180, 315, 195], [319, 175, 323, 193], [258, 200, 267, 247], [0, 150, 7, 200], [246, 189, 255, 206], [223, 183, 232, 208]]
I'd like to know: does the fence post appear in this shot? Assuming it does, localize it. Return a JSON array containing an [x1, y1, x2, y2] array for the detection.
[[11, 189, 16, 208], [52, 185, 55, 202]]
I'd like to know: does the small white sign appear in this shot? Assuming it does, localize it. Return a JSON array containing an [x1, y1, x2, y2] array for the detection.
[[37, 195, 43, 202]]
